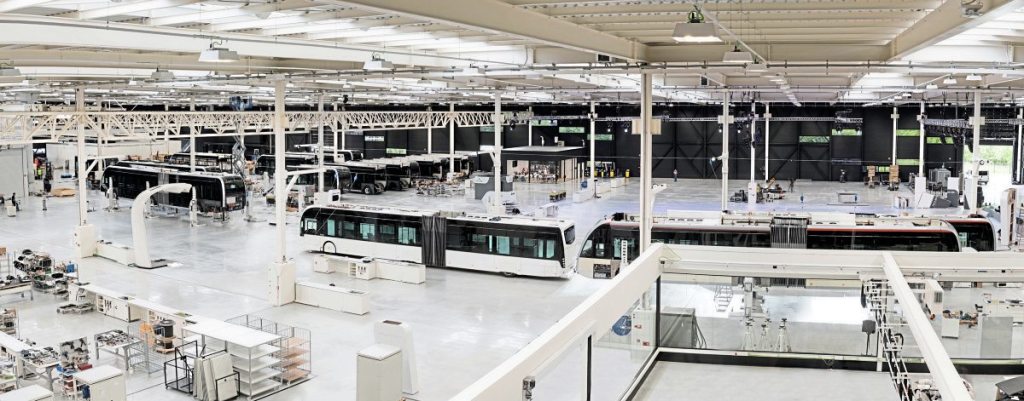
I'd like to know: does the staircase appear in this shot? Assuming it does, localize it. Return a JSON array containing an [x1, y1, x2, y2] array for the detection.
[[714, 285, 734, 312]]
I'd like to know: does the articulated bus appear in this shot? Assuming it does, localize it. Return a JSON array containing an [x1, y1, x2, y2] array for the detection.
[[300, 204, 577, 277]]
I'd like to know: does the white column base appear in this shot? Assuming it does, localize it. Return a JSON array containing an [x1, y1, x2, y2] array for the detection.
[[74, 224, 97, 259], [268, 261, 296, 306]]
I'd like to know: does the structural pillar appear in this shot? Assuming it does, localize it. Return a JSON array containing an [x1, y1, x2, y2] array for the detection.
[[720, 92, 731, 211], [189, 97, 196, 172], [919, 102, 926, 176], [639, 73, 654, 252], [527, 106, 533, 147], [1018, 107, 1023, 184], [891, 107, 899, 164], [317, 93, 325, 191], [269, 80, 295, 306], [749, 102, 755, 183], [968, 95, 983, 212], [492, 93, 503, 211], [764, 102, 770, 182], [589, 101, 596, 180], [449, 103, 456, 176], [427, 106, 433, 155], [73, 87, 97, 260]]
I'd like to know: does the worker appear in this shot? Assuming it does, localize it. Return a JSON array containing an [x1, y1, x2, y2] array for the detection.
[[673, 168, 678, 182], [9, 193, 17, 211], [625, 169, 630, 178], [43, 178, 52, 195]]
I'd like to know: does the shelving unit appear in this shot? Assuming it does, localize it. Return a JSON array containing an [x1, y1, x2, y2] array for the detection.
[[0, 310, 16, 337], [184, 320, 281, 400], [226, 315, 312, 389]]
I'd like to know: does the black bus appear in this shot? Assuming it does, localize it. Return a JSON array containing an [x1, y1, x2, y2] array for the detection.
[[340, 162, 386, 195], [289, 164, 352, 193], [102, 165, 247, 213], [254, 153, 318, 176]]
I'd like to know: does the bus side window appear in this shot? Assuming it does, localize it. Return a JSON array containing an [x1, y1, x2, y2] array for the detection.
[[303, 218, 317, 235]]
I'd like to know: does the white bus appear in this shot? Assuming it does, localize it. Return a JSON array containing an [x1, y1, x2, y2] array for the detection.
[[299, 203, 577, 278]]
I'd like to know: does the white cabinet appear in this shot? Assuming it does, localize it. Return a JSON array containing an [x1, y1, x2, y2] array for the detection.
[[0, 384, 53, 401], [96, 295, 141, 322], [357, 345, 402, 401], [73, 366, 125, 401]]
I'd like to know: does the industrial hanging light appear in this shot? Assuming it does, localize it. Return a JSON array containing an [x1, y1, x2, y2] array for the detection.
[[672, 6, 721, 43], [745, 60, 767, 73], [198, 40, 239, 63], [722, 46, 754, 64], [966, 74, 983, 81], [943, 76, 957, 85], [363, 53, 394, 71], [151, 68, 175, 81]]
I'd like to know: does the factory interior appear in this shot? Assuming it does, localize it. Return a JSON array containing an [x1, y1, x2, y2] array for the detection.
[[3, 1, 1024, 401]]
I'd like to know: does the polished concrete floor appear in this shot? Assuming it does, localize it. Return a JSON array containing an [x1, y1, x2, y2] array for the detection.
[[0, 175, 985, 400]]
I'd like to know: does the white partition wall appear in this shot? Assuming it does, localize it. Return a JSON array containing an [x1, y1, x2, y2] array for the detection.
[[0, 146, 31, 198]]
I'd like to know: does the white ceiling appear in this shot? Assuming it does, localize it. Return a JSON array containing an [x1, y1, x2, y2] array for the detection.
[[3, 0, 1024, 106]]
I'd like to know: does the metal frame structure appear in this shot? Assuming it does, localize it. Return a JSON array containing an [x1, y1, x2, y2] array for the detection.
[[450, 244, 1024, 401], [0, 110, 517, 146]]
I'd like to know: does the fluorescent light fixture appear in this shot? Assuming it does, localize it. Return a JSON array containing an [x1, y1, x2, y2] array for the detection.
[[151, 68, 175, 81], [943, 76, 957, 85], [672, 8, 721, 43], [925, 83, 938, 90], [723, 47, 754, 64], [745, 61, 767, 73], [417, 77, 431, 85], [198, 43, 240, 63], [363, 55, 394, 71], [966, 74, 983, 81], [460, 66, 482, 76]]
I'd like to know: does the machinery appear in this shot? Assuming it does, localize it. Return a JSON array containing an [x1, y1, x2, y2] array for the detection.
[[928, 167, 951, 192]]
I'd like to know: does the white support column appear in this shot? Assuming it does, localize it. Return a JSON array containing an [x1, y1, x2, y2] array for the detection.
[[73, 87, 97, 260], [968, 95, 983, 212], [891, 107, 899, 164], [317, 93, 325, 192], [427, 106, 433, 155], [1018, 107, 1023, 184], [269, 79, 295, 306], [720, 92, 731, 211], [764, 102, 770, 182], [527, 106, 533, 147], [639, 73, 653, 252], [881, 253, 973, 401], [589, 101, 596, 180], [919, 102, 926, 176], [493, 92, 503, 210], [332, 102, 340, 161], [749, 102, 755, 183], [76, 88, 87, 226], [449, 103, 456, 175], [189, 97, 196, 172]]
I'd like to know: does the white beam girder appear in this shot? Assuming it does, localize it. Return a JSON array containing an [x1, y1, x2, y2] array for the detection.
[[880, 253, 973, 401], [76, 0, 200, 20], [0, 15, 519, 67], [890, 0, 1024, 60], [646, 44, 891, 63], [0, 0, 53, 13], [260, 16, 402, 36], [146, 0, 317, 26], [330, 0, 646, 60], [207, 9, 374, 32], [0, 110, 504, 145]]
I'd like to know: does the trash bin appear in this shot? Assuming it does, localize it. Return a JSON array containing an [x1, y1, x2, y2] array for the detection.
[[5, 205, 15, 217]]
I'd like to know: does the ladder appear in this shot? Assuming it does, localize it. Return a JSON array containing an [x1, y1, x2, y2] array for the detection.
[[865, 280, 915, 401], [713, 285, 734, 312]]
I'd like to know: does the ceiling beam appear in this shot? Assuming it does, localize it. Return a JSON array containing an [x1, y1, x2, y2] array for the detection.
[[0, 0, 53, 13], [330, 0, 647, 60], [889, 0, 1024, 60], [146, 0, 317, 26], [76, 0, 201, 20], [206, 9, 375, 32]]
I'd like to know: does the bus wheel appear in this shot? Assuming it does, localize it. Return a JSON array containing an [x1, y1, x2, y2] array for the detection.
[[322, 242, 336, 253], [362, 186, 373, 195]]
